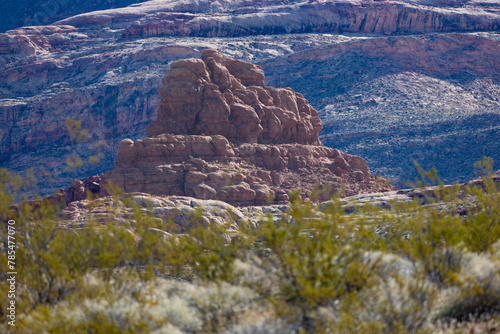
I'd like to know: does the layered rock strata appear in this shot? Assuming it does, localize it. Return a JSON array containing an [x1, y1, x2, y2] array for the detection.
[[147, 49, 322, 145], [102, 50, 391, 205], [59, 171, 500, 235], [61, 193, 288, 233], [1, 0, 499, 195]]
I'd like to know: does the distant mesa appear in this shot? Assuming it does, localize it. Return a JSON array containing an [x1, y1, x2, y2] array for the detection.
[[95, 50, 393, 206]]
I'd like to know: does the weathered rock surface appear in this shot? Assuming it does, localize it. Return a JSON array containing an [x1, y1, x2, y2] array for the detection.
[[60, 192, 288, 232], [147, 49, 322, 145], [102, 134, 386, 205], [0, 0, 146, 33], [70, 0, 500, 38], [262, 32, 500, 186], [59, 172, 500, 235], [1, 0, 499, 195], [101, 51, 391, 206]]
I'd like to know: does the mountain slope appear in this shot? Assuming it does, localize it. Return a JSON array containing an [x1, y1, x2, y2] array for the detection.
[[261, 33, 500, 185], [0, 0, 499, 193], [0, 0, 147, 33]]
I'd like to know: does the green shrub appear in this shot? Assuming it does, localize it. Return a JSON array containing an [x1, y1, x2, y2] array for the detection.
[[1, 159, 500, 333]]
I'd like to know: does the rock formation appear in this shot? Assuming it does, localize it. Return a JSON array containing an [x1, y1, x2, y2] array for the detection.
[[262, 32, 500, 186], [147, 49, 322, 145], [0, 0, 146, 33], [1, 0, 499, 195], [101, 50, 392, 206], [61, 193, 287, 233], [59, 171, 500, 234]]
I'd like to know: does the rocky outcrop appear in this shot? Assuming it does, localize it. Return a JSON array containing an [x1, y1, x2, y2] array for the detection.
[[61, 192, 289, 232], [118, 0, 500, 39], [261, 32, 500, 186], [61, 174, 104, 203], [59, 172, 500, 234], [147, 49, 322, 145], [101, 133, 383, 205], [62, 193, 245, 232], [0, 0, 146, 33], [1, 0, 499, 196], [101, 51, 391, 206]]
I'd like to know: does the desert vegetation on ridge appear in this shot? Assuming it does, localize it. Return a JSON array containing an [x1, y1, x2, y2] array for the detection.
[[1, 1, 500, 332], [1, 159, 500, 333]]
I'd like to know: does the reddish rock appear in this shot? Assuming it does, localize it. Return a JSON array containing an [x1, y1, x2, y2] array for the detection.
[[61, 174, 104, 204], [99, 51, 394, 206], [1, 1, 499, 196], [147, 50, 322, 145], [116, 1, 500, 39]]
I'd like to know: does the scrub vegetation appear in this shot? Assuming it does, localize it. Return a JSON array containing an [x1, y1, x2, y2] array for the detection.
[[1, 159, 500, 333]]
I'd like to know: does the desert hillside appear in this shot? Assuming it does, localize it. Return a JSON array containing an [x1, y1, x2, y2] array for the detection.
[[3, 1, 500, 333], [1, 0, 499, 192], [0, 0, 148, 33]]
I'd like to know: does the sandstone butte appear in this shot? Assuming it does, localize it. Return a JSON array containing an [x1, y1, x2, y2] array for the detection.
[[60, 49, 393, 207]]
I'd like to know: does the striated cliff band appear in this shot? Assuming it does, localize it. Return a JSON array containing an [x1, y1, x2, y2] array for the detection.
[[0, 0, 499, 194]]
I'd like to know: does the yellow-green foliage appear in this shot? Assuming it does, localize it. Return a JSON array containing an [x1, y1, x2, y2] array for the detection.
[[1, 160, 500, 333]]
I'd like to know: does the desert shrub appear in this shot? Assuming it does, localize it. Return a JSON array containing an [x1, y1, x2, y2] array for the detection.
[[333, 276, 436, 334], [461, 187, 500, 253], [374, 277, 436, 333], [223, 319, 297, 334], [12, 216, 139, 310], [234, 193, 382, 332], [439, 252, 500, 322], [460, 157, 500, 253], [16, 275, 262, 334], [2, 159, 500, 333]]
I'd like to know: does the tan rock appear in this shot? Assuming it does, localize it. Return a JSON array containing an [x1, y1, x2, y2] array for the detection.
[[334, 156, 350, 171], [353, 170, 365, 182], [185, 171, 208, 183], [188, 184, 217, 200], [100, 132, 394, 205]]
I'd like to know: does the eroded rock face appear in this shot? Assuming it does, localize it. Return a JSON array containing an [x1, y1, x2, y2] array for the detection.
[[116, 0, 500, 39], [1, 1, 499, 196], [101, 133, 386, 205], [261, 32, 500, 186], [101, 51, 392, 206], [147, 49, 322, 145], [61, 192, 290, 234], [0, 0, 146, 33], [62, 193, 244, 232]]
